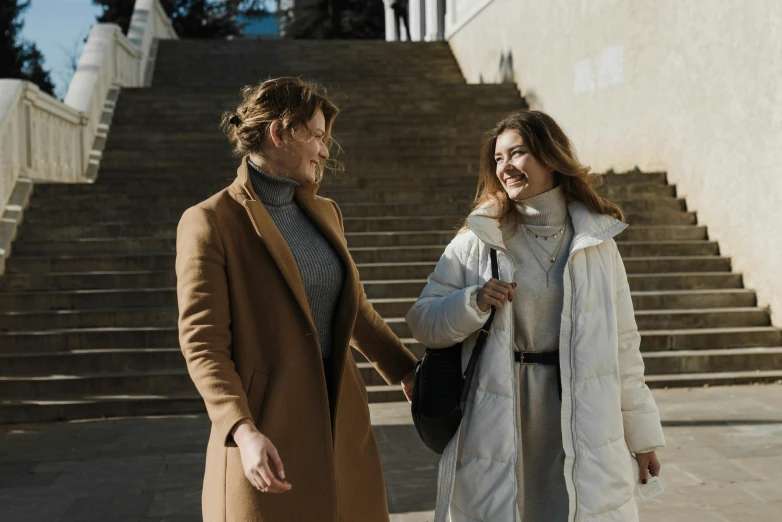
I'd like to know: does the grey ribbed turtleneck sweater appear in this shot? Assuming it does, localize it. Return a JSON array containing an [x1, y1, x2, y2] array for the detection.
[[247, 161, 345, 358], [503, 185, 573, 522]]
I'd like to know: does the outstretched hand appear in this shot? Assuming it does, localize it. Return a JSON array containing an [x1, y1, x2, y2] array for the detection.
[[401, 370, 415, 403], [233, 420, 292, 494]]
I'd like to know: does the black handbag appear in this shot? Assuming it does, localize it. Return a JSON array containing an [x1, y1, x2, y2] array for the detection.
[[411, 249, 498, 454]]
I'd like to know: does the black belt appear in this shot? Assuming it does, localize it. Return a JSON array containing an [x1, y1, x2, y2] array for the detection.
[[514, 350, 562, 401]]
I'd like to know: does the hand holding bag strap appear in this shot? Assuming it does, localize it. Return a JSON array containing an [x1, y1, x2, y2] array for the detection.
[[459, 248, 499, 405]]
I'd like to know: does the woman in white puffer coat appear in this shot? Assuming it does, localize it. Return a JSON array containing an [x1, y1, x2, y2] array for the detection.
[[406, 110, 665, 522]]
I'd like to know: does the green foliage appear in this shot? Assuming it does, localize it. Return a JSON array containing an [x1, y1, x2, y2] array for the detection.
[[93, 0, 270, 38], [0, 0, 55, 95], [282, 0, 385, 39]]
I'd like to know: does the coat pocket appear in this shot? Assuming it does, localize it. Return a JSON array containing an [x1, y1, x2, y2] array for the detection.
[[246, 369, 270, 426]]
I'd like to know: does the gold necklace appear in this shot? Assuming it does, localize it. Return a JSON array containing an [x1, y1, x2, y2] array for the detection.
[[521, 222, 568, 287], [524, 224, 565, 240]]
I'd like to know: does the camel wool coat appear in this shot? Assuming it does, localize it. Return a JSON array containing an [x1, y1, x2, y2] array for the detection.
[[176, 157, 418, 522]]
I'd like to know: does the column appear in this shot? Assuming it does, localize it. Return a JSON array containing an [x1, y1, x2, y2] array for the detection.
[[384, 0, 398, 41], [409, 0, 426, 41], [425, 0, 446, 41]]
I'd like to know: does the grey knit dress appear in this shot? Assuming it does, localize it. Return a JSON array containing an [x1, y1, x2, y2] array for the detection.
[[502, 185, 573, 521], [247, 161, 345, 359]]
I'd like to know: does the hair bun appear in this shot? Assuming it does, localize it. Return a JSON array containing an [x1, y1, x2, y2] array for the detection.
[[229, 114, 242, 126]]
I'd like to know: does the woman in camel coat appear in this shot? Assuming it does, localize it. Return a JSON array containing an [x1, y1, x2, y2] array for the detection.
[[176, 77, 418, 521]]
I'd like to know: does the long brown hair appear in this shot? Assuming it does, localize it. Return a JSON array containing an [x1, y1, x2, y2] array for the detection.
[[466, 110, 624, 229], [221, 77, 343, 182]]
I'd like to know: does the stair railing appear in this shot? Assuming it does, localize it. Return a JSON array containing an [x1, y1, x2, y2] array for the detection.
[[0, 0, 177, 274]]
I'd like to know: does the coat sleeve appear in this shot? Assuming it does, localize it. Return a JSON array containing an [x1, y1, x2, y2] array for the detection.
[[330, 201, 418, 384], [612, 241, 666, 453], [405, 234, 491, 348], [176, 206, 252, 447]]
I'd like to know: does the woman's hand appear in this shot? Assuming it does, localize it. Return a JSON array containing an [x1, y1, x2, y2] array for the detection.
[[233, 420, 292, 493], [477, 279, 516, 312], [635, 451, 661, 484], [401, 370, 415, 403]]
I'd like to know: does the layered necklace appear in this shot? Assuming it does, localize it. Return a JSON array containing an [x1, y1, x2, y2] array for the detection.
[[520, 217, 568, 288]]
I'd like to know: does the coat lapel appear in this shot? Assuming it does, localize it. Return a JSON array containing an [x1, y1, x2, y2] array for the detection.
[[231, 158, 318, 336], [228, 157, 360, 373]]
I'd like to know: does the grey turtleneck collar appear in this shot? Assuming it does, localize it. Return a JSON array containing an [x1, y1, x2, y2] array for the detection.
[[247, 160, 300, 207], [515, 185, 568, 227]]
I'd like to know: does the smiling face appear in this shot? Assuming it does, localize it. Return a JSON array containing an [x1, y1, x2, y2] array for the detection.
[[283, 109, 330, 185], [494, 129, 556, 201], [258, 109, 330, 185]]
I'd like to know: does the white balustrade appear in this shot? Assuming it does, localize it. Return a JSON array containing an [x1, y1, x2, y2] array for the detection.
[[0, 0, 177, 272]]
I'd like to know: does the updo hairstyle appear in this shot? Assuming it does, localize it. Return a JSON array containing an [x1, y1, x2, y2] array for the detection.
[[221, 77, 342, 181]]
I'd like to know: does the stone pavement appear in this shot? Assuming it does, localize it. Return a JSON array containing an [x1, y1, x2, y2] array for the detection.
[[1, 384, 781, 521]]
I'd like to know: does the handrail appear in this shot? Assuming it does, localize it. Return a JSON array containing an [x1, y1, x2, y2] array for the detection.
[[0, 0, 177, 271]]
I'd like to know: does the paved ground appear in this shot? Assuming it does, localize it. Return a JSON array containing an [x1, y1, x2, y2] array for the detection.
[[1, 384, 781, 521]]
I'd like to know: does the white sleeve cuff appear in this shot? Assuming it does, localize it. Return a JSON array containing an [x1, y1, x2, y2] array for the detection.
[[467, 285, 491, 320]]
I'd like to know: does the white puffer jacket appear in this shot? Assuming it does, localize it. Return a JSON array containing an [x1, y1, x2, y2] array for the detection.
[[406, 201, 665, 522]]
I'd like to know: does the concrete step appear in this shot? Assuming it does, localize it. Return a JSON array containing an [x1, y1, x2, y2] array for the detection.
[[0, 348, 184, 376], [634, 308, 770, 329], [18, 198, 691, 228], [29, 174, 675, 196], [358, 355, 782, 391], [617, 226, 706, 241], [0, 294, 764, 334], [642, 347, 782, 375], [365, 369, 782, 400], [2, 320, 778, 355], [27, 183, 672, 208], [2, 255, 730, 287], [639, 327, 782, 351], [0, 370, 196, 399], [5, 253, 175, 275], [0, 280, 755, 313], [627, 273, 742, 291], [0, 307, 178, 331], [0, 327, 181, 353], [0, 288, 177, 312], [0, 395, 205, 424], [10, 235, 719, 259], [632, 289, 756, 310], [645, 369, 782, 388], [623, 256, 730, 274], [381, 308, 772, 339], [0, 270, 178, 292], [618, 241, 719, 257]]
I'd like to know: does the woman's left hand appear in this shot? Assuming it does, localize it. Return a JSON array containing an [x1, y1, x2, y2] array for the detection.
[[401, 370, 415, 403], [635, 451, 661, 484]]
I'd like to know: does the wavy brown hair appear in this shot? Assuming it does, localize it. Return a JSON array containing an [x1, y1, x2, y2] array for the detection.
[[221, 77, 343, 182], [465, 110, 624, 229]]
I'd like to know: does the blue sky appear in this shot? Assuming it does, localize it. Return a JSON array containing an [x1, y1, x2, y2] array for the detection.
[[20, 1, 279, 100], [21, 1, 102, 100]]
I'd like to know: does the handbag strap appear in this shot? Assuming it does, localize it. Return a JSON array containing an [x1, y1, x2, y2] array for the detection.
[[459, 248, 499, 405]]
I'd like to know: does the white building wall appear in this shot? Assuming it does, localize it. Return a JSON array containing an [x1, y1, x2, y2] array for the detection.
[[447, 0, 782, 324]]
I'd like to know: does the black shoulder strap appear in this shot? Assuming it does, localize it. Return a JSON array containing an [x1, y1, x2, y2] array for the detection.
[[482, 248, 499, 331], [460, 248, 499, 404]]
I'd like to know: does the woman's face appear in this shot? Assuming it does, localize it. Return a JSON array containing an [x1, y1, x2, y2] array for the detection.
[[267, 109, 330, 185], [494, 129, 556, 201]]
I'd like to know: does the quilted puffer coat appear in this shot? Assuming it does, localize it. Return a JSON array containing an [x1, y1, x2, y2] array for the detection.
[[406, 200, 665, 522]]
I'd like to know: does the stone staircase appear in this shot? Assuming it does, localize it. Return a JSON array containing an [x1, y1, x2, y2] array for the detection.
[[1, 40, 780, 423]]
